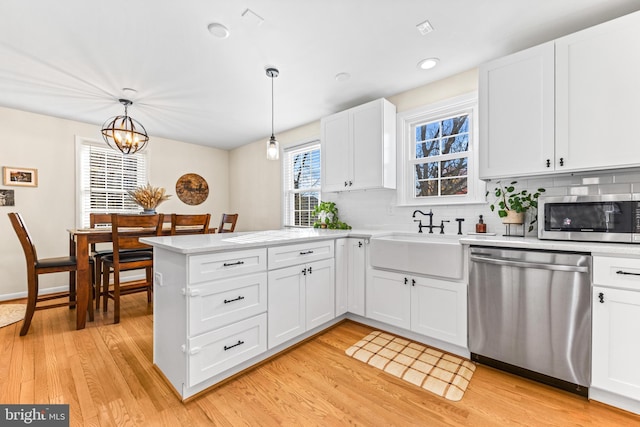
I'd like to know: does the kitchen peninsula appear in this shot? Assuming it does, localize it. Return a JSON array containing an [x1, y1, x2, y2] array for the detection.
[[141, 228, 350, 400]]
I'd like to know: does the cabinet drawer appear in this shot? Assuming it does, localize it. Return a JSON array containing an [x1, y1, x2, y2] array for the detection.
[[189, 248, 266, 283], [188, 273, 267, 335], [268, 241, 334, 270], [187, 313, 267, 387], [593, 256, 640, 290]]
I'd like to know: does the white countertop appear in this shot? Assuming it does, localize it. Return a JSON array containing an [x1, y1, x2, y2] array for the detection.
[[141, 227, 640, 257], [140, 228, 351, 254]]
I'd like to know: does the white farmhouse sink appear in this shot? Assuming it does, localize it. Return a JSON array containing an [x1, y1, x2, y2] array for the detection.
[[369, 232, 463, 279]]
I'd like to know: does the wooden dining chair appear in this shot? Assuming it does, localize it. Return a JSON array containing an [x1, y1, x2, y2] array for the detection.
[[218, 213, 238, 233], [100, 213, 163, 323], [170, 213, 211, 235], [8, 212, 93, 336], [90, 213, 114, 310]]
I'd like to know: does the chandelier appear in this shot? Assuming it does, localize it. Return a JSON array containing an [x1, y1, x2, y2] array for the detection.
[[101, 98, 149, 155]]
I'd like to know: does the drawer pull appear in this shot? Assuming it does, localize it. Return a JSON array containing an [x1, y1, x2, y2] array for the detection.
[[223, 261, 245, 267], [598, 292, 605, 303], [224, 340, 245, 351], [224, 295, 245, 304], [299, 250, 314, 255], [616, 270, 640, 276]]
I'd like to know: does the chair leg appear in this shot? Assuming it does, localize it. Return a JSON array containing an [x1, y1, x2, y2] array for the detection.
[[87, 267, 94, 322], [69, 270, 76, 309], [20, 272, 39, 336], [113, 268, 120, 324], [95, 256, 102, 310], [146, 267, 153, 303], [102, 264, 110, 313]]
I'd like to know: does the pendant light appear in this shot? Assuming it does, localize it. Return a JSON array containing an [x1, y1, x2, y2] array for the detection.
[[101, 98, 149, 155], [266, 67, 280, 160]]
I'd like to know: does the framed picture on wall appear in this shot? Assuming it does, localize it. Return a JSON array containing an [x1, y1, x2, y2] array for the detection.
[[0, 189, 15, 206], [3, 166, 38, 187]]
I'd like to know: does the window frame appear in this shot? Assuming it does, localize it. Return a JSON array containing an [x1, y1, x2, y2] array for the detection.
[[75, 136, 149, 227], [281, 140, 321, 228], [396, 92, 484, 206]]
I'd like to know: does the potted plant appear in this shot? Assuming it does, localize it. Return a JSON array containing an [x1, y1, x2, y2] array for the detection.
[[128, 183, 171, 214], [312, 201, 351, 230], [487, 181, 545, 232]]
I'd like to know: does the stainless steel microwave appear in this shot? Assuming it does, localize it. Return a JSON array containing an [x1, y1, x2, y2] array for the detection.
[[538, 194, 640, 243]]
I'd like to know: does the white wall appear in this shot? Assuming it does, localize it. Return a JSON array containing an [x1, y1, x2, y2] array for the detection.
[[0, 106, 229, 300]]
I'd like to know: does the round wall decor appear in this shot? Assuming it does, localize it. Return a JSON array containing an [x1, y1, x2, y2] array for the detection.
[[175, 173, 209, 206]]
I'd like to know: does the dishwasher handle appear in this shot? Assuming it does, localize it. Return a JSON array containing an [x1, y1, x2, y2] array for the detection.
[[470, 254, 589, 273]]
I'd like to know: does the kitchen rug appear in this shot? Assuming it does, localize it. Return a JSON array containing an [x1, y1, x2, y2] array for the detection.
[[346, 331, 475, 401], [0, 304, 26, 329]]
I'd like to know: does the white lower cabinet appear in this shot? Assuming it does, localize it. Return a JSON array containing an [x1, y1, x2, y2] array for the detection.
[[367, 268, 467, 347], [591, 256, 640, 413], [268, 258, 335, 349], [336, 238, 367, 317]]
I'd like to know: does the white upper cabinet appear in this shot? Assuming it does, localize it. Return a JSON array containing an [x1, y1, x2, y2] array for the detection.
[[555, 11, 640, 172], [480, 11, 640, 179], [479, 42, 555, 179], [321, 98, 396, 192]]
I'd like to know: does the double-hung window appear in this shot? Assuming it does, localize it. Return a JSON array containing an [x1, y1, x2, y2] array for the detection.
[[282, 141, 321, 227], [397, 92, 482, 205], [75, 137, 148, 227]]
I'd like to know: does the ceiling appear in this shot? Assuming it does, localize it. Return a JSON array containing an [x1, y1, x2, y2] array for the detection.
[[2, 1, 640, 150]]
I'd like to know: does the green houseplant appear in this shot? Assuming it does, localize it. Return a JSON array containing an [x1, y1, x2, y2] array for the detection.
[[312, 201, 351, 229], [487, 181, 546, 232]]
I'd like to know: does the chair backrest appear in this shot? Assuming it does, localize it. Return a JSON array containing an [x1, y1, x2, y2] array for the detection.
[[170, 213, 211, 235], [110, 214, 163, 254], [90, 213, 113, 252], [218, 213, 238, 233], [8, 212, 38, 266]]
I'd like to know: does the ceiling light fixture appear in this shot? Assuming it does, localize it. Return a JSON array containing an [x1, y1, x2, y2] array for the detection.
[[207, 22, 230, 39], [416, 20, 434, 35], [266, 67, 280, 161], [101, 98, 149, 155], [335, 72, 351, 82], [417, 58, 439, 70]]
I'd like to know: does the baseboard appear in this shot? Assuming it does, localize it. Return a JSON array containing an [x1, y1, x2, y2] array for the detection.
[[590, 387, 640, 415]]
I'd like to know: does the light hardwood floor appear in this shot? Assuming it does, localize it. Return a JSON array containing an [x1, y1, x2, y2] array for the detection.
[[1, 295, 639, 426]]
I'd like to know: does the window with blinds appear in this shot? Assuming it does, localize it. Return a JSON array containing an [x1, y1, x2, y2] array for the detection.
[[76, 138, 148, 227], [283, 141, 321, 227]]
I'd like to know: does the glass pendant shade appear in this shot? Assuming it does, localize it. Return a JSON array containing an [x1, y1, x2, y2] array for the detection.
[[101, 99, 149, 155], [267, 134, 279, 160]]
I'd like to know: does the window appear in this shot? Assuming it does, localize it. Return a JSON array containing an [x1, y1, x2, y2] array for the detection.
[[283, 141, 321, 227], [397, 92, 483, 205], [75, 137, 148, 227]]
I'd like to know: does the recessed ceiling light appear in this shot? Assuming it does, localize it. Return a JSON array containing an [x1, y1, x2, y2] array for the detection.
[[335, 72, 351, 82], [207, 22, 230, 39], [416, 19, 434, 35], [417, 58, 439, 70]]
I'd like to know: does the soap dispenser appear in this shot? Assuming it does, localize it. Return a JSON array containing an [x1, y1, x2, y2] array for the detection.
[[476, 215, 486, 233]]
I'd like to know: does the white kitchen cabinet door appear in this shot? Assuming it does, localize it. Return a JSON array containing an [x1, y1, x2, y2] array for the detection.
[[321, 110, 352, 192], [592, 286, 640, 401], [479, 42, 555, 179], [347, 238, 366, 316], [556, 11, 640, 172], [321, 98, 396, 192], [305, 258, 335, 330], [335, 239, 348, 316], [366, 269, 410, 329], [410, 276, 467, 347], [268, 265, 306, 349]]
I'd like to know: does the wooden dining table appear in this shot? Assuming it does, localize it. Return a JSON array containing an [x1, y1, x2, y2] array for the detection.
[[68, 225, 216, 330]]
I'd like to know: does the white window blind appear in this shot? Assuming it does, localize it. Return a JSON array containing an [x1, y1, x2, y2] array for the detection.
[[283, 141, 321, 227], [76, 138, 148, 227]]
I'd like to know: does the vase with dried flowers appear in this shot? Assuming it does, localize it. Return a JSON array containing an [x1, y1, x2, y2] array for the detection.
[[128, 183, 171, 214]]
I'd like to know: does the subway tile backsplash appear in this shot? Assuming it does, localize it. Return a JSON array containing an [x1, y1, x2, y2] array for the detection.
[[323, 168, 640, 236]]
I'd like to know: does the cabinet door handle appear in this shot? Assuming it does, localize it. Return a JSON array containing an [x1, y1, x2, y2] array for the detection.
[[598, 292, 604, 303], [189, 346, 202, 355], [358, 241, 363, 248], [349, 180, 353, 186], [302, 267, 307, 276], [344, 181, 348, 187], [404, 277, 408, 285], [308, 266, 313, 274], [299, 250, 314, 255], [224, 340, 245, 351], [559, 157, 564, 167], [224, 295, 245, 304], [223, 260, 244, 267], [412, 279, 416, 286], [616, 270, 640, 276], [546, 159, 551, 168]]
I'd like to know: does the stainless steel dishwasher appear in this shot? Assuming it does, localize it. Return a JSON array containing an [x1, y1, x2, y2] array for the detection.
[[469, 246, 591, 396]]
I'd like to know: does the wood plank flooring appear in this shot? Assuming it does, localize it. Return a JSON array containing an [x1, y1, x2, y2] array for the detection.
[[1, 295, 639, 426]]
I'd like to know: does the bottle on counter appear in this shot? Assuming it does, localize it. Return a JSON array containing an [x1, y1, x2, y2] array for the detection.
[[476, 215, 487, 233]]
